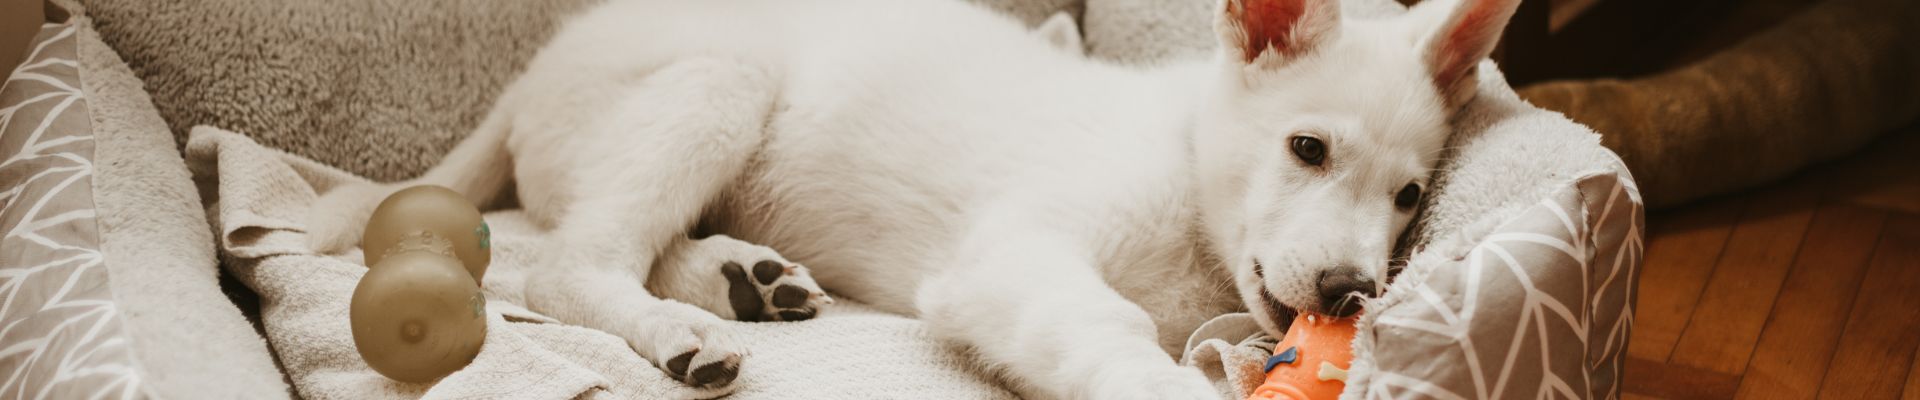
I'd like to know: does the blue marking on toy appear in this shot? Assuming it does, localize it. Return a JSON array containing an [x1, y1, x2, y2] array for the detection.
[[1265, 346, 1299, 373]]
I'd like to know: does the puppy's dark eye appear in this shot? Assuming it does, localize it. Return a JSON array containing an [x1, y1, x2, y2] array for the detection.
[[1290, 136, 1326, 166], [1395, 183, 1422, 210]]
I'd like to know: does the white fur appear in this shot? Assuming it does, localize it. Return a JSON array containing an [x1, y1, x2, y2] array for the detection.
[[1035, 11, 1085, 54], [306, 0, 1519, 397]]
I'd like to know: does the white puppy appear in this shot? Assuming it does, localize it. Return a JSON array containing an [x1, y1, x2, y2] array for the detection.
[[307, 0, 1519, 397]]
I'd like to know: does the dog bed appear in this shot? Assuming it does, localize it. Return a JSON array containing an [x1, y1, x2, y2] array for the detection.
[[0, 0, 1642, 398], [0, 7, 287, 399]]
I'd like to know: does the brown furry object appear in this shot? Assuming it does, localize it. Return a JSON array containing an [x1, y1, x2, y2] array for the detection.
[[1518, 0, 1920, 208]]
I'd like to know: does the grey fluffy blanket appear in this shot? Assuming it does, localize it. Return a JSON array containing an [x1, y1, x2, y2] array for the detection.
[[79, 0, 1081, 182]]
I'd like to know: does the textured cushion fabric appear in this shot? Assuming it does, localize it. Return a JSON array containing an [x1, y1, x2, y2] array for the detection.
[[0, 2, 292, 398], [971, 0, 1084, 27], [80, 0, 604, 181], [0, 19, 139, 400], [1345, 63, 1643, 399], [1351, 173, 1635, 400], [1352, 172, 1640, 399], [73, 11, 294, 399], [1081, 0, 1212, 64], [1180, 165, 1642, 400]]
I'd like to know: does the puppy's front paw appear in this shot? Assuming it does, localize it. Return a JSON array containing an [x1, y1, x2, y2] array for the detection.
[[721, 260, 832, 322], [638, 304, 747, 390], [661, 346, 742, 390]]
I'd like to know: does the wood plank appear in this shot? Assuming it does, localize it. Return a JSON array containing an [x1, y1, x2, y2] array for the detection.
[[1623, 393, 1666, 400], [1631, 198, 1749, 361], [1670, 179, 1822, 374], [1905, 345, 1920, 400], [1734, 205, 1888, 400], [1624, 357, 1742, 400], [1816, 214, 1920, 400]]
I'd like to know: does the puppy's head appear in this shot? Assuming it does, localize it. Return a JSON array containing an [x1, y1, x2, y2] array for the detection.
[[1190, 0, 1520, 334]]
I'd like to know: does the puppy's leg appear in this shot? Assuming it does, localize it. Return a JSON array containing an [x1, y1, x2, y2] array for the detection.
[[918, 227, 1218, 400], [648, 234, 833, 322], [522, 59, 774, 392]]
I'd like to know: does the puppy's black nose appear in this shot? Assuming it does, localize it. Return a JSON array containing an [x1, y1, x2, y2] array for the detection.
[[1315, 266, 1377, 317]]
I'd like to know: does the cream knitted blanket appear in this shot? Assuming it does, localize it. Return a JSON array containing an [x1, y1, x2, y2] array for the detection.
[[185, 126, 1038, 399]]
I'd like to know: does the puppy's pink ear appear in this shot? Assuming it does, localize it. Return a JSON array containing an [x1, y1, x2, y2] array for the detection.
[[1424, 0, 1522, 106], [1218, 0, 1340, 65]]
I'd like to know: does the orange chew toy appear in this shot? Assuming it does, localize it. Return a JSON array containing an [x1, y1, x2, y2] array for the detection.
[[1248, 313, 1358, 400]]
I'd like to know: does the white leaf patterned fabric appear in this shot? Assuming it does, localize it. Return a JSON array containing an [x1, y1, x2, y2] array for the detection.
[[0, 21, 144, 400], [1353, 170, 1643, 400], [1182, 167, 1643, 400]]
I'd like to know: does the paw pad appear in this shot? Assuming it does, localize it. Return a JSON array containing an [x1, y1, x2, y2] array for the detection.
[[721, 260, 830, 322], [665, 349, 740, 389]]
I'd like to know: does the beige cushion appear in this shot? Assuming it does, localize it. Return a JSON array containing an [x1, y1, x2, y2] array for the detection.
[[0, 18, 134, 400], [0, 3, 291, 398]]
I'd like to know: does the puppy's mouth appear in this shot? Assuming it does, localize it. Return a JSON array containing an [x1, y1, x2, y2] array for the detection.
[[1251, 260, 1297, 335], [1256, 287, 1298, 335]]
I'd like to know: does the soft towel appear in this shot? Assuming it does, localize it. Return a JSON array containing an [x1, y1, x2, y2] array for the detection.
[[185, 126, 1016, 399]]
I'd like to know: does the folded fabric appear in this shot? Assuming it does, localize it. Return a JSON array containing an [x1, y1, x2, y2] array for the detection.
[[1180, 313, 1280, 399]]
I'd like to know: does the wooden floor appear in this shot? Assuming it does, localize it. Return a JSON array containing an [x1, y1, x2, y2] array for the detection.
[[1621, 123, 1920, 400]]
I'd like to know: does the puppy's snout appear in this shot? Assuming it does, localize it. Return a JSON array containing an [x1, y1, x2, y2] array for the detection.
[[1315, 266, 1377, 317]]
